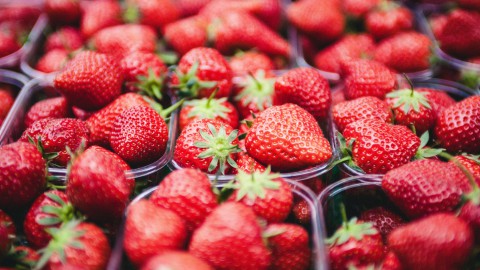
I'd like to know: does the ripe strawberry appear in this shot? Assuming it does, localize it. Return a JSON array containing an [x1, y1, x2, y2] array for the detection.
[[459, 199, 480, 243], [415, 88, 456, 115], [0, 142, 46, 210], [180, 96, 239, 131], [341, 59, 397, 100], [0, 88, 14, 121], [0, 210, 15, 236], [453, 154, 480, 185], [176, 0, 211, 16], [245, 104, 332, 171], [429, 14, 448, 39], [313, 34, 375, 74], [333, 96, 392, 132], [437, 10, 480, 58], [170, 47, 233, 98], [66, 146, 134, 223], [388, 213, 473, 270], [174, 119, 240, 174], [24, 97, 72, 128], [229, 51, 275, 76], [342, 0, 380, 18], [88, 145, 131, 173], [435, 96, 480, 154], [230, 151, 266, 174], [365, 3, 413, 40], [164, 16, 208, 56], [327, 218, 385, 270], [209, 11, 291, 57], [234, 70, 275, 118], [124, 0, 180, 33], [142, 251, 214, 270], [264, 223, 311, 270], [5, 246, 40, 269], [359, 207, 404, 241], [189, 202, 271, 270], [35, 49, 69, 74], [54, 51, 123, 111], [150, 168, 217, 232], [45, 0, 81, 25], [382, 159, 471, 218], [45, 27, 83, 53], [80, 1, 122, 38], [20, 118, 90, 167], [380, 252, 402, 270], [0, 210, 15, 259], [287, 0, 344, 44], [0, 31, 20, 57], [274, 68, 331, 121], [36, 221, 111, 270], [374, 32, 432, 73], [292, 200, 311, 225], [124, 200, 187, 266], [341, 118, 420, 174], [227, 168, 293, 223]]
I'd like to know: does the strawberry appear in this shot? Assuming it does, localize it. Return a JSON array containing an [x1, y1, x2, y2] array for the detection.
[[36, 221, 111, 270], [365, 3, 413, 40], [45, 0, 81, 25], [0, 31, 20, 57], [429, 14, 448, 39], [4, 246, 40, 269], [72, 106, 94, 121], [45, 27, 83, 53], [227, 168, 293, 223], [382, 159, 471, 218], [459, 199, 480, 243], [164, 16, 208, 56], [342, 0, 380, 18], [170, 47, 233, 98], [435, 96, 480, 154], [374, 32, 432, 73], [341, 118, 420, 174], [359, 207, 404, 241], [274, 68, 332, 121], [0, 142, 46, 210], [176, 0, 212, 17], [189, 202, 271, 270], [142, 251, 214, 270], [150, 168, 217, 232], [313, 34, 375, 74], [333, 96, 392, 132], [124, 0, 180, 33], [35, 49, 69, 74], [20, 118, 90, 167], [234, 70, 275, 118], [24, 97, 72, 128], [287, 0, 344, 44], [209, 11, 291, 57], [53, 51, 123, 111], [341, 59, 397, 100], [380, 252, 402, 270], [66, 145, 134, 223], [437, 10, 480, 58], [87, 145, 131, 173], [388, 213, 473, 270], [459, 0, 480, 10], [173, 119, 240, 174], [264, 223, 311, 270], [0, 210, 15, 236], [229, 51, 275, 76], [453, 154, 480, 185], [0, 210, 15, 259], [80, 1, 122, 38], [24, 190, 78, 249], [0, 88, 14, 121], [230, 151, 266, 174], [292, 200, 311, 225], [327, 217, 385, 270], [124, 200, 187, 266], [245, 104, 332, 171], [415, 88, 456, 115]]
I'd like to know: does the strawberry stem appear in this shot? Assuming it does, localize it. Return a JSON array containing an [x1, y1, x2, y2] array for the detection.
[[438, 151, 478, 191], [340, 203, 348, 229], [206, 88, 219, 108]]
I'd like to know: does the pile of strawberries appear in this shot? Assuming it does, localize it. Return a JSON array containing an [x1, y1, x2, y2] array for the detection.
[[0, 6, 40, 59]]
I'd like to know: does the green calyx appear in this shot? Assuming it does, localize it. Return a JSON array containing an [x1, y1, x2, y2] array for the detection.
[[414, 131, 444, 160], [386, 88, 432, 114], [27, 136, 59, 166], [460, 70, 480, 90], [171, 62, 217, 98], [185, 88, 231, 121], [334, 132, 364, 172], [194, 124, 242, 174], [325, 217, 378, 246], [234, 70, 275, 111], [226, 167, 281, 201], [135, 68, 164, 100], [123, 5, 140, 24], [37, 193, 84, 228]]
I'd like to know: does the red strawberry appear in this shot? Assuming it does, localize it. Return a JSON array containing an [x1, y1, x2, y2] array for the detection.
[[333, 96, 392, 132], [234, 70, 275, 118], [150, 168, 217, 232], [6, 246, 40, 269], [176, 0, 212, 17], [142, 251, 214, 270], [437, 10, 480, 58], [360, 207, 404, 241], [173, 119, 240, 174], [264, 223, 311, 270], [45, 0, 81, 25], [459, 199, 480, 243], [292, 200, 311, 225], [342, 0, 380, 18], [170, 47, 233, 98], [72, 106, 94, 121], [229, 51, 275, 76], [313, 34, 375, 74], [24, 97, 72, 128], [87, 145, 131, 173], [459, 0, 480, 10], [0, 210, 15, 259], [0, 31, 20, 57], [274, 68, 332, 121], [124, 0, 180, 33], [66, 146, 134, 223], [0, 142, 46, 210], [80, 1, 122, 38], [45, 27, 83, 53], [435, 96, 480, 154], [341, 118, 420, 174], [374, 32, 432, 73], [189, 202, 271, 270], [365, 3, 413, 40], [164, 16, 208, 56], [54, 51, 123, 111], [415, 88, 456, 115], [381, 252, 402, 270], [382, 159, 471, 218], [180, 96, 239, 131], [124, 200, 187, 266], [429, 14, 448, 39], [0, 88, 14, 121], [453, 154, 480, 185], [341, 59, 397, 100], [0, 210, 15, 236], [245, 104, 332, 171], [227, 168, 293, 223], [35, 49, 69, 74], [230, 151, 266, 174], [388, 213, 473, 270], [327, 218, 385, 270], [20, 118, 90, 166], [36, 221, 111, 270]]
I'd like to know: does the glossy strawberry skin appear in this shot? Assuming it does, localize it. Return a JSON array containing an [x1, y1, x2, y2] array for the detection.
[[35, 49, 69, 74], [229, 51, 275, 76], [382, 159, 471, 219], [179, 99, 239, 131], [24, 97, 72, 129], [366, 6, 413, 40], [164, 16, 208, 56], [176, 0, 211, 16], [0, 142, 46, 210], [0, 88, 14, 121], [0, 31, 20, 57], [230, 152, 266, 174], [0, 209, 15, 236], [342, 0, 380, 18], [388, 213, 474, 270], [44, 27, 83, 52], [126, 0, 180, 33], [359, 207, 404, 241], [142, 251, 214, 270], [245, 104, 332, 171], [434, 96, 480, 154], [120, 51, 167, 93], [80, 1, 122, 38], [45, 0, 81, 25], [437, 10, 480, 58], [416, 88, 456, 115]]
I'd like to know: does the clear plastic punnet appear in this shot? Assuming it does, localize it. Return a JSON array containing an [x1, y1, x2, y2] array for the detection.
[[107, 179, 329, 270]]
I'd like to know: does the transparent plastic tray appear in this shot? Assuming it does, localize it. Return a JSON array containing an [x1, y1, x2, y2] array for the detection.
[[107, 179, 328, 270], [0, 78, 179, 182]]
